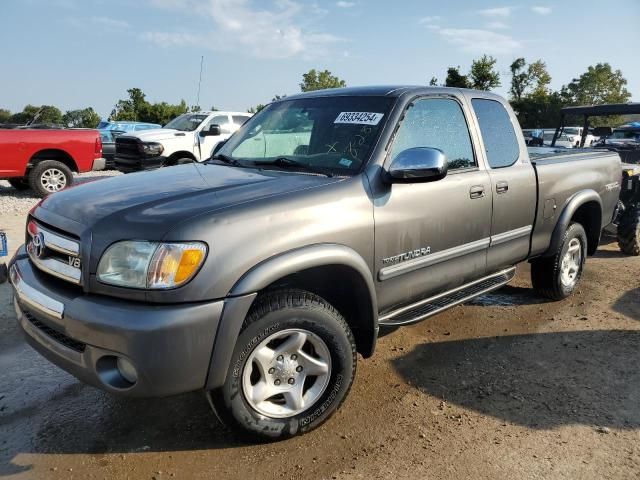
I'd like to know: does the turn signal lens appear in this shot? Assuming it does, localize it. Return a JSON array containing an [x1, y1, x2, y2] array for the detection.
[[147, 242, 207, 289]]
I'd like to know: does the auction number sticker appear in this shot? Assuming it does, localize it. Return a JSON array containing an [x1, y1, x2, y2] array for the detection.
[[334, 112, 384, 125]]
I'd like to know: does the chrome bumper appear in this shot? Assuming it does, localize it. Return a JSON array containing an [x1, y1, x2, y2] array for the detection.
[[9, 263, 64, 318], [92, 157, 106, 171]]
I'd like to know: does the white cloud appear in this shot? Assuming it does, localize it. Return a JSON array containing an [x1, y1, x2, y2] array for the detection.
[[144, 0, 340, 58], [141, 31, 201, 47], [436, 28, 522, 54], [531, 6, 552, 14], [418, 15, 441, 24], [336, 1, 355, 7], [90, 16, 130, 30], [485, 20, 509, 29], [478, 6, 513, 17]]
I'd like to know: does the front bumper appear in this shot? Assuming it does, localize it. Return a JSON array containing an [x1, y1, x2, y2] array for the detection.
[[8, 251, 223, 397], [115, 155, 166, 173]]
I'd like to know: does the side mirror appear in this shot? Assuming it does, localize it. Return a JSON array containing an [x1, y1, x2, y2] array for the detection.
[[592, 126, 612, 138], [201, 124, 221, 137], [387, 147, 448, 183]]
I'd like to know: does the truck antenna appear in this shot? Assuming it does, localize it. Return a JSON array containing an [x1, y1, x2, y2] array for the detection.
[[196, 55, 204, 111]]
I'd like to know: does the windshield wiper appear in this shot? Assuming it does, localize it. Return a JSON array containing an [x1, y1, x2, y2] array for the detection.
[[208, 154, 243, 167], [253, 157, 334, 177]]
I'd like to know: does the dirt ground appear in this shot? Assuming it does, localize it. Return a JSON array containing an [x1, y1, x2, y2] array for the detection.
[[1, 212, 638, 480]]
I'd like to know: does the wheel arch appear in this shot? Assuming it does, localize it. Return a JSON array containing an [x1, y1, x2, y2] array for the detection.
[[166, 151, 196, 165], [29, 149, 78, 172], [205, 244, 378, 391], [544, 190, 602, 257]]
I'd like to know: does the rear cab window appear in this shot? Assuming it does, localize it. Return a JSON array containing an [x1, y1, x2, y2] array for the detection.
[[471, 98, 520, 169]]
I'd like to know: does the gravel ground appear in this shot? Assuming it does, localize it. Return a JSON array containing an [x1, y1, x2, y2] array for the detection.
[[0, 170, 121, 214]]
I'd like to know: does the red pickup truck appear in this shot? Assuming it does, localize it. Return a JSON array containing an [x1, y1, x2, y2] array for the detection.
[[0, 129, 105, 197]]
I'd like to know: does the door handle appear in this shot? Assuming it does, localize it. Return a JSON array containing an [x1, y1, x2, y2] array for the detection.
[[469, 185, 485, 199], [496, 181, 509, 194]]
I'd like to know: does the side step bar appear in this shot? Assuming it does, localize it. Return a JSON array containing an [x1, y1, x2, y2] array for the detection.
[[379, 266, 517, 326]]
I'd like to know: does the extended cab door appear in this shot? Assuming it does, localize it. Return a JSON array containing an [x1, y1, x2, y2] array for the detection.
[[374, 96, 492, 312], [468, 97, 537, 272]]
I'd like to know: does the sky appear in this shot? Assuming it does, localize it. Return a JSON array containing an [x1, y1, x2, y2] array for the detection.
[[1, 0, 639, 118]]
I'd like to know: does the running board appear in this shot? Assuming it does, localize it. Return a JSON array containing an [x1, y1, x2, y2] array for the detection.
[[379, 266, 517, 326]]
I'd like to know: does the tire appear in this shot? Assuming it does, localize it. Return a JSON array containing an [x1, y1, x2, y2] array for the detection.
[[8, 178, 30, 190], [617, 207, 640, 256], [531, 222, 587, 301], [28, 161, 73, 197], [211, 289, 357, 440]]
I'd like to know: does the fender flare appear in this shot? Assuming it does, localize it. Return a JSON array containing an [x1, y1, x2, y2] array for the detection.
[[205, 243, 378, 390], [543, 189, 602, 257]]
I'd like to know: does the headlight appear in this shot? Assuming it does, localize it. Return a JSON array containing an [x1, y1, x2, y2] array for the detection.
[[141, 142, 164, 156], [97, 241, 207, 289]]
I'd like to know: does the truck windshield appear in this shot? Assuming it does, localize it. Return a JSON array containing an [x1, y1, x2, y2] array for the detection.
[[215, 96, 395, 175], [164, 114, 209, 132], [610, 130, 640, 140]]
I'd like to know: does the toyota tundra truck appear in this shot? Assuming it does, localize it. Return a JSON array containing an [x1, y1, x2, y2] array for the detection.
[[5, 87, 621, 440]]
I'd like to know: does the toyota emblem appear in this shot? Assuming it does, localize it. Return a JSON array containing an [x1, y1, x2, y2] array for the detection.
[[31, 232, 45, 258]]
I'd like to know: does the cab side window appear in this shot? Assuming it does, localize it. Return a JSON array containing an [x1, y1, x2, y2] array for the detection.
[[471, 99, 520, 168], [389, 98, 475, 170]]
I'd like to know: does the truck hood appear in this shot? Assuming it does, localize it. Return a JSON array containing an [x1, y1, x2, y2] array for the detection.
[[36, 164, 341, 241], [122, 128, 192, 142]]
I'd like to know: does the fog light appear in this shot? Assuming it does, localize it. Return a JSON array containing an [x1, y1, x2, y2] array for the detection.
[[116, 357, 138, 384]]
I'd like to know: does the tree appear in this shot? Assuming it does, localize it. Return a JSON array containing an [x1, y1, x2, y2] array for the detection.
[[300, 69, 346, 92], [469, 55, 500, 91], [429, 77, 438, 86], [62, 107, 101, 128], [560, 63, 632, 126], [110, 88, 188, 125], [509, 58, 530, 101], [247, 104, 266, 114], [0, 108, 11, 123], [528, 60, 551, 97], [8, 104, 63, 125], [444, 67, 469, 88]]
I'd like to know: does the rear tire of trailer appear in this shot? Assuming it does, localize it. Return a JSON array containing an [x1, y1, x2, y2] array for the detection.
[[8, 178, 30, 191], [28, 160, 73, 197], [617, 207, 640, 256]]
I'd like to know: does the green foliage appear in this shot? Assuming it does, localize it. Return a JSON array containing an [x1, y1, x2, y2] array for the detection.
[[445, 67, 469, 88], [110, 88, 188, 125], [247, 104, 266, 114], [469, 55, 500, 91], [560, 63, 632, 126], [0, 108, 11, 123], [8, 104, 63, 125], [62, 107, 101, 128], [509, 58, 529, 101], [511, 92, 564, 129], [429, 77, 438, 86], [300, 69, 346, 92]]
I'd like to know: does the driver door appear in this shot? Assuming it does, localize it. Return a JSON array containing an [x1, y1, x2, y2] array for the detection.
[[374, 96, 492, 312], [198, 114, 233, 159]]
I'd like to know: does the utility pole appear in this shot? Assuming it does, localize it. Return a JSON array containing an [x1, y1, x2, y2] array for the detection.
[[196, 55, 204, 111]]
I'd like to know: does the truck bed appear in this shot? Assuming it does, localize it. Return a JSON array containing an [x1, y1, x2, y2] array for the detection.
[[528, 149, 621, 257]]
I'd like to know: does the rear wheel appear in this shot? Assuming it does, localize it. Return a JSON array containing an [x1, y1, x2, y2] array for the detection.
[[531, 222, 587, 300], [617, 207, 640, 256], [28, 160, 73, 197], [8, 178, 30, 190], [210, 289, 356, 440]]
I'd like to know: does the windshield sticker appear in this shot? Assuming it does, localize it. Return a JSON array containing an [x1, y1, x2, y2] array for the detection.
[[334, 112, 384, 125], [339, 158, 353, 167]]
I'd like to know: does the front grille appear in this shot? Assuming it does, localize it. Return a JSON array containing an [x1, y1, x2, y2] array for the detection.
[[116, 137, 143, 160], [24, 309, 86, 353], [27, 219, 82, 286]]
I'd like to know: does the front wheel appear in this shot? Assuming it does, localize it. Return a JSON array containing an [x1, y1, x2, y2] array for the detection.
[[531, 222, 587, 300], [617, 207, 640, 256], [210, 289, 356, 440]]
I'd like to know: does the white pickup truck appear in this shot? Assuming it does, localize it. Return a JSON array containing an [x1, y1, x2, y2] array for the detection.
[[114, 111, 252, 172]]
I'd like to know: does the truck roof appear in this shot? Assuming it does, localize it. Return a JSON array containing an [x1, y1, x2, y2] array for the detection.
[[283, 85, 504, 101], [195, 111, 252, 116]]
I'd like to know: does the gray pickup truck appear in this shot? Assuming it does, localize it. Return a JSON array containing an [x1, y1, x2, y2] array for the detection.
[[5, 87, 621, 440]]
